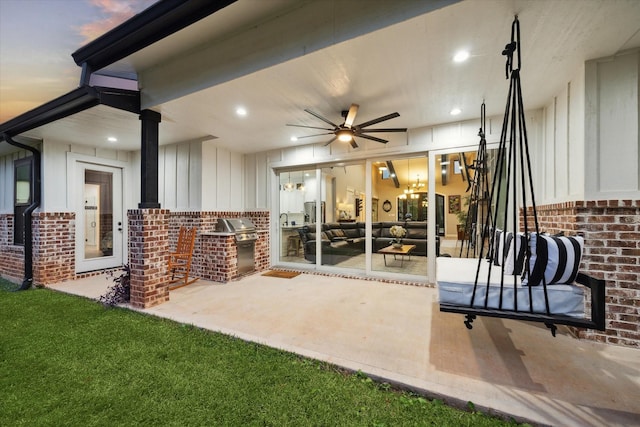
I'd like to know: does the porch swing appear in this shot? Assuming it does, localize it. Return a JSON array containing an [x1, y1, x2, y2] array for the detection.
[[438, 17, 606, 337]]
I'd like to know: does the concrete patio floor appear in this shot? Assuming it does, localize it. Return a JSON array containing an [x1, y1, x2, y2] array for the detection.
[[49, 271, 640, 427]]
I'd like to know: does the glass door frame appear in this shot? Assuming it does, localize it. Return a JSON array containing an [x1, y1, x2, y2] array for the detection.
[[274, 156, 434, 283]]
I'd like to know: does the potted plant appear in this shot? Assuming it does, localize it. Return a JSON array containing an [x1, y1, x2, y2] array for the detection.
[[456, 196, 471, 240], [389, 225, 406, 248]]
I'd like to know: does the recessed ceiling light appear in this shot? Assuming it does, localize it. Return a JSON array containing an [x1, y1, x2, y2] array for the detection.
[[453, 50, 470, 63], [450, 108, 462, 116], [290, 136, 298, 142], [236, 107, 247, 116], [107, 137, 117, 142]]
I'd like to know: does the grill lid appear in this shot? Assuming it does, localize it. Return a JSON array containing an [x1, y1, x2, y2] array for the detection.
[[216, 218, 257, 241]]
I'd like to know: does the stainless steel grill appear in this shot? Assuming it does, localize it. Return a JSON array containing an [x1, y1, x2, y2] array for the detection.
[[216, 218, 258, 275]]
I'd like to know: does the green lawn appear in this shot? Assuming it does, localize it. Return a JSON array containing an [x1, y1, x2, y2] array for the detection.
[[0, 280, 525, 426]]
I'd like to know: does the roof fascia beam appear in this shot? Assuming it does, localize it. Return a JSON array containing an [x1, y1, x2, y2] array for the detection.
[[0, 86, 141, 140], [96, 87, 141, 114], [0, 86, 99, 138], [72, 0, 237, 73]]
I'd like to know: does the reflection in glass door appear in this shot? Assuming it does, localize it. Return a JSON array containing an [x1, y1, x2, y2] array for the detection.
[[76, 163, 123, 272], [84, 171, 113, 259], [371, 157, 428, 277], [278, 169, 315, 265]]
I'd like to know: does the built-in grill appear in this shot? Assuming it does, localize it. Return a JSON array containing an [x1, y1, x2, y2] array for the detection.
[[216, 218, 258, 275]]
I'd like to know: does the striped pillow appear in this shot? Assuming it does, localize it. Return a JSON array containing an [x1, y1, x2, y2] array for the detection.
[[504, 232, 526, 275], [526, 234, 584, 286]]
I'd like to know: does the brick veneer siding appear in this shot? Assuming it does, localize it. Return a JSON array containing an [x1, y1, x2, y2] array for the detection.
[[128, 209, 170, 308], [1, 212, 76, 285], [32, 212, 75, 285], [168, 210, 270, 280], [0, 213, 23, 282], [523, 200, 640, 348], [201, 233, 237, 282]]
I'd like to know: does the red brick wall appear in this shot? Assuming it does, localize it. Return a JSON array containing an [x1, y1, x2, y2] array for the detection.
[[128, 209, 169, 308], [1, 212, 76, 285], [0, 214, 24, 282], [525, 200, 640, 348], [201, 234, 237, 282], [169, 211, 270, 280], [32, 212, 75, 284]]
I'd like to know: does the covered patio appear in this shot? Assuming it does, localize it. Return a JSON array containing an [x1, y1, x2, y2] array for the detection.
[[50, 272, 640, 427]]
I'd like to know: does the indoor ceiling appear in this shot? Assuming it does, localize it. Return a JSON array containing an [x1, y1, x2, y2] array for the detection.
[[12, 0, 640, 155]]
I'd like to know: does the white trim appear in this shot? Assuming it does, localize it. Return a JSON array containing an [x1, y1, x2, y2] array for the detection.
[[67, 152, 128, 273]]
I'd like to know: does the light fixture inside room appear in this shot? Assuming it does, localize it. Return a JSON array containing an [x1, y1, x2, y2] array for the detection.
[[411, 174, 425, 191], [107, 137, 117, 142], [283, 172, 294, 192], [450, 107, 462, 116], [290, 136, 298, 142], [236, 106, 247, 116]]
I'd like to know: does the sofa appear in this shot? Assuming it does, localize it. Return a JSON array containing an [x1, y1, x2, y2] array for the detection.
[[297, 221, 440, 264]]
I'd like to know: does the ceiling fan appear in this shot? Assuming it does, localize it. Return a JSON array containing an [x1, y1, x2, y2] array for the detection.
[[287, 103, 407, 148]]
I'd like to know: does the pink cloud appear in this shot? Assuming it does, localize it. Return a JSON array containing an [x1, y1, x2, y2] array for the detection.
[[78, 0, 155, 43]]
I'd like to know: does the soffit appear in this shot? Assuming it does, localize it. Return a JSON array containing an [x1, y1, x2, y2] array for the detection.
[[12, 0, 640, 155]]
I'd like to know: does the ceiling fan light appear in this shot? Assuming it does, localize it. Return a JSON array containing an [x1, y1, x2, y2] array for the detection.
[[337, 129, 352, 142]]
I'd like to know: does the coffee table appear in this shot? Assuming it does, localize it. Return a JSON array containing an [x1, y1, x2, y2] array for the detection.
[[377, 244, 417, 267]]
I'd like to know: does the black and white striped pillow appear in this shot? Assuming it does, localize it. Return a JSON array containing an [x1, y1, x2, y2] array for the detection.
[[526, 234, 584, 286], [504, 232, 526, 275]]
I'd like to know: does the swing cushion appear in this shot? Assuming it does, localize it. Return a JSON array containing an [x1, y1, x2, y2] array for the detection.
[[437, 257, 585, 317], [525, 234, 584, 286]]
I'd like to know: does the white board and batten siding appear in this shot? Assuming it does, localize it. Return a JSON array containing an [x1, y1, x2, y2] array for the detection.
[[158, 140, 243, 211], [585, 49, 640, 201], [42, 140, 134, 212]]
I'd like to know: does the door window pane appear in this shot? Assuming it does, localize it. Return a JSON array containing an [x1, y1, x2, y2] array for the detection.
[[279, 169, 313, 265], [84, 170, 113, 259], [372, 157, 428, 276]]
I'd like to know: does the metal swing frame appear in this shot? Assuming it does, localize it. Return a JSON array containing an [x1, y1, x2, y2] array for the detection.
[[439, 17, 606, 337]]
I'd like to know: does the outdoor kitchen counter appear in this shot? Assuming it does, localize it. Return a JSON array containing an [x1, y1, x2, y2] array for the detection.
[[198, 230, 269, 283]]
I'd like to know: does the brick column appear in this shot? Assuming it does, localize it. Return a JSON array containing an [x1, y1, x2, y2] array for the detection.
[[128, 209, 169, 308]]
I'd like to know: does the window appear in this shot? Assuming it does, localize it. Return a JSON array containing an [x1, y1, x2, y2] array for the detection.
[[14, 157, 33, 245]]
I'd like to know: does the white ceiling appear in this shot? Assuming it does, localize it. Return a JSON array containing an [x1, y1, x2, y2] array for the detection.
[[12, 0, 640, 155]]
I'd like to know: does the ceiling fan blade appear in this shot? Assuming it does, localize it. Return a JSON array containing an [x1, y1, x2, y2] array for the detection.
[[304, 109, 339, 128], [286, 124, 333, 131], [356, 133, 388, 144], [358, 128, 407, 133], [344, 103, 359, 128], [349, 138, 358, 149], [324, 135, 338, 146], [297, 132, 335, 139], [355, 112, 400, 129]]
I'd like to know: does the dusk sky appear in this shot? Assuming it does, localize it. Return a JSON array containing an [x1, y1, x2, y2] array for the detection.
[[0, 0, 157, 124]]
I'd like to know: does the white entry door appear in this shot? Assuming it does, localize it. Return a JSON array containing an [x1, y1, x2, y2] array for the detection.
[[76, 162, 124, 272]]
